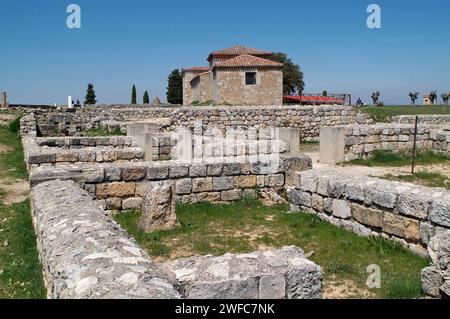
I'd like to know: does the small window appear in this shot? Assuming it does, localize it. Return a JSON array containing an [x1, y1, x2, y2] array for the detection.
[[245, 72, 257, 85]]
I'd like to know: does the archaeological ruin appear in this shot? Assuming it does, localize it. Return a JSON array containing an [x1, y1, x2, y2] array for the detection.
[[0, 102, 446, 300]]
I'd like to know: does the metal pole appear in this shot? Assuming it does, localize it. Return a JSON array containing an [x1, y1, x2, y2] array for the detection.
[[411, 115, 418, 175]]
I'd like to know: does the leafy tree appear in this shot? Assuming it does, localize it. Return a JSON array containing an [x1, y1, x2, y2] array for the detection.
[[322, 90, 328, 97], [131, 85, 137, 104], [429, 90, 438, 104], [166, 69, 183, 104], [84, 83, 97, 105], [441, 93, 449, 105], [143, 91, 150, 104], [371, 91, 380, 105], [269, 53, 304, 95], [409, 92, 419, 105]]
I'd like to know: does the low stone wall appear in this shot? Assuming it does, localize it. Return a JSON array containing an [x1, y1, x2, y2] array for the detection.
[[31, 180, 181, 299], [29, 155, 312, 211], [31, 179, 323, 299], [288, 169, 450, 255], [320, 124, 450, 164], [23, 135, 145, 168], [392, 115, 450, 125], [161, 246, 322, 299], [26, 105, 373, 140]]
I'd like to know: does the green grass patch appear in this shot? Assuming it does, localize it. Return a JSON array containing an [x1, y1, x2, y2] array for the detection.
[[0, 122, 28, 180], [84, 127, 125, 137], [349, 150, 450, 167], [115, 198, 429, 299], [357, 105, 450, 122], [379, 171, 450, 190], [0, 200, 46, 299]]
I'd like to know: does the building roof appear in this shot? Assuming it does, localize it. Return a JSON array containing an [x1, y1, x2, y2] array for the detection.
[[213, 54, 283, 68], [208, 45, 273, 61], [182, 66, 210, 73]]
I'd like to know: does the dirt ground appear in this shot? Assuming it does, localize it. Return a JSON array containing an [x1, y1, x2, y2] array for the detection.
[[0, 141, 29, 206]]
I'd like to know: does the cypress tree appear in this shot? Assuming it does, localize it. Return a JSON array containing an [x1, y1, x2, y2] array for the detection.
[[84, 83, 97, 105], [131, 85, 137, 104], [166, 69, 183, 105], [143, 91, 150, 104]]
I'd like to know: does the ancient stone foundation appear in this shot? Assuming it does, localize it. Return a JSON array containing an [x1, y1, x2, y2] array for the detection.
[[31, 180, 323, 299], [288, 169, 450, 256]]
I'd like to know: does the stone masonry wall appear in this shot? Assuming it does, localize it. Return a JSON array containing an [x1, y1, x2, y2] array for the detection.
[[31, 179, 323, 299], [29, 155, 312, 212], [392, 115, 450, 125], [321, 124, 450, 163], [288, 169, 450, 256], [213, 68, 283, 106], [24, 105, 374, 140]]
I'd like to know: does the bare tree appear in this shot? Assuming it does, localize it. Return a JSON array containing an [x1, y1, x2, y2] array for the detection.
[[441, 93, 449, 105], [429, 90, 438, 104], [409, 92, 419, 105], [371, 91, 380, 105]]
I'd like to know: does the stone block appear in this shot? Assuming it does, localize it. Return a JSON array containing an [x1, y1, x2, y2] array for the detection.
[[96, 182, 136, 199], [311, 194, 324, 212], [122, 166, 146, 181], [320, 127, 346, 164], [351, 203, 383, 228], [221, 189, 242, 201], [105, 167, 122, 181], [332, 199, 351, 219], [265, 174, 285, 188], [289, 189, 311, 207], [175, 178, 192, 195], [429, 197, 450, 227], [147, 166, 169, 180], [169, 165, 189, 178], [139, 182, 180, 232], [259, 275, 286, 299], [223, 163, 241, 176], [106, 198, 122, 210], [192, 178, 214, 193], [189, 165, 207, 177], [234, 175, 257, 189], [207, 164, 223, 176], [196, 192, 221, 203], [213, 177, 234, 191], [56, 152, 79, 162], [421, 266, 444, 298], [382, 212, 420, 242], [397, 192, 430, 220]]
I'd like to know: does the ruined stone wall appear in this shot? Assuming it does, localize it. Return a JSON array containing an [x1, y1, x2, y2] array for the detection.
[[25, 105, 374, 140], [213, 68, 283, 106], [321, 124, 450, 163], [29, 155, 312, 212], [191, 73, 212, 103], [288, 169, 450, 256], [23, 135, 144, 168], [392, 115, 450, 125]]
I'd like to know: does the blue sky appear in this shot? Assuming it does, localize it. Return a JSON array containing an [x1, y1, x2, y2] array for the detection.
[[1, 0, 449, 105]]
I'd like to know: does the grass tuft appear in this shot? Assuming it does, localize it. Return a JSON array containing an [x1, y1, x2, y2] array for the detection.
[[349, 150, 450, 167], [356, 105, 450, 123], [386, 274, 423, 299]]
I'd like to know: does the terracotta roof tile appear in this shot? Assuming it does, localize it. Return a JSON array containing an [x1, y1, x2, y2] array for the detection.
[[208, 45, 272, 61], [213, 54, 283, 68]]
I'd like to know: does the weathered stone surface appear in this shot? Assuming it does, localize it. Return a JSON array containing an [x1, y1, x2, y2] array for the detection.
[[189, 165, 207, 177], [351, 203, 383, 228], [122, 166, 146, 181], [147, 165, 169, 180], [175, 178, 192, 195], [429, 197, 450, 227], [311, 194, 324, 211], [234, 175, 257, 189], [169, 165, 189, 178], [96, 182, 136, 199], [289, 188, 311, 207], [106, 197, 122, 210], [31, 180, 180, 299], [221, 189, 242, 201], [332, 199, 351, 219], [421, 266, 444, 298], [196, 192, 221, 203], [105, 166, 121, 181], [397, 192, 430, 220], [122, 197, 143, 210], [213, 177, 234, 191], [160, 246, 322, 299], [260, 189, 287, 206], [207, 164, 223, 176], [382, 212, 420, 241], [192, 177, 214, 193], [139, 182, 180, 232]]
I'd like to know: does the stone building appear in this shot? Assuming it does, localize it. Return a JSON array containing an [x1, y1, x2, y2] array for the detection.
[[182, 45, 283, 106]]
